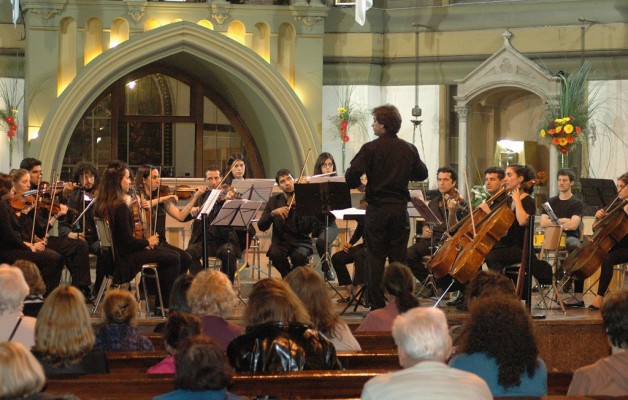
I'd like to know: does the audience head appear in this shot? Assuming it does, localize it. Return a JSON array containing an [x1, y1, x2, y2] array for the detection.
[[34, 285, 95, 368], [0, 342, 46, 398], [174, 335, 233, 392], [244, 278, 311, 329], [0, 264, 30, 315], [101, 289, 139, 327], [464, 270, 516, 309], [601, 290, 628, 350], [168, 274, 194, 314], [313, 152, 337, 176], [187, 270, 235, 318], [462, 294, 539, 388], [392, 307, 452, 367], [372, 104, 402, 135], [384, 262, 420, 313], [285, 267, 339, 335], [163, 312, 202, 355], [12, 260, 46, 298]]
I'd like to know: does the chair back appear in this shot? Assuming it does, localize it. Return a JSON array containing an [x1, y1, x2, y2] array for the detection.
[[94, 217, 116, 260], [540, 225, 563, 261]]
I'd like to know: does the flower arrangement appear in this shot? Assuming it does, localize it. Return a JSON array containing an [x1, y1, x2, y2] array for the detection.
[[0, 78, 23, 168], [538, 61, 598, 156], [539, 116, 583, 154], [328, 85, 368, 172], [470, 185, 490, 208]]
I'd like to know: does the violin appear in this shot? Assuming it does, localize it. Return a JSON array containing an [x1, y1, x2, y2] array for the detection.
[[11, 191, 36, 212]]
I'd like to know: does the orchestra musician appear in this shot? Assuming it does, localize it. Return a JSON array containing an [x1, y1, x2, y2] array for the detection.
[[311, 152, 340, 281], [185, 165, 241, 281], [13, 165, 92, 300], [540, 168, 585, 307], [483, 166, 506, 197], [257, 169, 318, 278], [93, 161, 180, 309], [588, 172, 628, 311], [134, 165, 200, 274], [406, 166, 468, 288], [57, 161, 102, 295], [345, 104, 428, 310], [222, 153, 256, 253], [0, 172, 64, 295], [483, 164, 553, 289]]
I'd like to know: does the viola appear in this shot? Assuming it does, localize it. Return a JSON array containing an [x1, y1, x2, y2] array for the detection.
[[562, 199, 627, 280], [11, 191, 36, 211]]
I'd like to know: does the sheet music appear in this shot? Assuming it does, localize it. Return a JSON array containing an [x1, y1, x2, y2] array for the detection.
[[196, 189, 221, 220], [331, 207, 366, 220], [542, 202, 561, 225], [408, 189, 426, 218], [309, 176, 346, 184]]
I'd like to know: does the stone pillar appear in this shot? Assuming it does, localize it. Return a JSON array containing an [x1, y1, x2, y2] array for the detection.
[[455, 105, 469, 198]]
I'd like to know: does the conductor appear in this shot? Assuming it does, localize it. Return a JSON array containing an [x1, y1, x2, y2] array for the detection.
[[345, 104, 428, 310]]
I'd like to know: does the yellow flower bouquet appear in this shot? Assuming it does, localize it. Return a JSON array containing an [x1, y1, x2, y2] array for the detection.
[[539, 116, 583, 154]]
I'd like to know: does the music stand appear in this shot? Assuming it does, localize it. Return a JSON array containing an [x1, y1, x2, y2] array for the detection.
[[295, 181, 351, 298], [333, 211, 368, 314], [229, 179, 275, 278], [579, 178, 617, 208], [212, 199, 263, 303]]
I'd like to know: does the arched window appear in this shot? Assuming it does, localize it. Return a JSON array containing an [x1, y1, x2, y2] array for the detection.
[[61, 66, 263, 180]]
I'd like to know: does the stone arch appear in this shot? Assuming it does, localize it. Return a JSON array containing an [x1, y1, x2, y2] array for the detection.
[[39, 21, 317, 177], [453, 31, 560, 194]]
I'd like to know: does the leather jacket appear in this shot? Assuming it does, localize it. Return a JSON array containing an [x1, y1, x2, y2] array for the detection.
[[226, 322, 342, 372]]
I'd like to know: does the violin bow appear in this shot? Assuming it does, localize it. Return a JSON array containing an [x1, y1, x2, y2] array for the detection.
[[462, 171, 477, 238], [288, 148, 312, 209], [30, 178, 44, 245], [153, 166, 162, 236], [43, 170, 59, 241]]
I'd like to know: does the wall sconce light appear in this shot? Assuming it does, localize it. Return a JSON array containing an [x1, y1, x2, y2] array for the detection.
[[28, 126, 40, 142]]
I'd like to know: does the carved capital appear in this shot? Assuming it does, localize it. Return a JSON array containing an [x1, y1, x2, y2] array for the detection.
[[29, 7, 62, 22], [211, 4, 230, 25], [125, 1, 147, 23], [293, 15, 325, 30], [454, 106, 470, 121]]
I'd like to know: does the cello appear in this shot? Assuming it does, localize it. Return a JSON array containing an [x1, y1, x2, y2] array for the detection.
[[562, 198, 627, 280], [427, 184, 509, 278]]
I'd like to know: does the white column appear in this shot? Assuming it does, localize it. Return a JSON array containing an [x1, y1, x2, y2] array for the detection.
[[455, 105, 469, 198], [549, 145, 558, 195]]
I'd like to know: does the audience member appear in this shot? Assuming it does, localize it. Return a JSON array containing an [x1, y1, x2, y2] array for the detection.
[[464, 269, 516, 309], [285, 267, 360, 351], [0, 341, 77, 400], [154, 335, 241, 400], [95, 289, 154, 352], [32, 285, 109, 375], [450, 295, 547, 397], [187, 270, 242, 350], [361, 307, 491, 400], [227, 278, 341, 372], [356, 262, 419, 332], [154, 273, 194, 333], [568, 290, 628, 396], [148, 312, 202, 374], [13, 260, 46, 317], [0, 264, 37, 348]]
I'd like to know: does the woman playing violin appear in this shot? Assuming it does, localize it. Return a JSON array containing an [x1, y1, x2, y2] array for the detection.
[[11, 168, 92, 299], [134, 165, 203, 274], [483, 165, 552, 287], [93, 161, 180, 309], [0, 172, 64, 295], [588, 172, 628, 311]]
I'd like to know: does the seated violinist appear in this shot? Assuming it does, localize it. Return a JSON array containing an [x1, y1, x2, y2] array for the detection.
[[406, 166, 468, 301], [14, 162, 92, 300], [257, 169, 318, 277], [93, 161, 180, 310], [58, 161, 103, 295], [0, 173, 64, 296], [185, 165, 241, 281], [134, 165, 202, 275]]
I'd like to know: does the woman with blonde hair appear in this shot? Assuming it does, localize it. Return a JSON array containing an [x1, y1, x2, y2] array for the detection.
[[13, 259, 46, 317], [285, 267, 360, 350], [0, 264, 37, 348], [32, 285, 109, 375], [227, 278, 341, 372], [95, 289, 154, 352], [187, 270, 242, 350]]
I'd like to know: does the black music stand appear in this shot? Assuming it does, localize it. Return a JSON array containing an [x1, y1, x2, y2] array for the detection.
[[295, 181, 351, 297], [212, 199, 263, 304], [336, 211, 368, 314], [580, 178, 617, 208]]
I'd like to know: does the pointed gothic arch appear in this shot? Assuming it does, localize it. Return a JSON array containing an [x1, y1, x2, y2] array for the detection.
[[39, 21, 318, 177]]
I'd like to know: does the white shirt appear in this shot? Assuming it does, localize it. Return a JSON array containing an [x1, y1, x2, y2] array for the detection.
[[361, 360, 492, 400]]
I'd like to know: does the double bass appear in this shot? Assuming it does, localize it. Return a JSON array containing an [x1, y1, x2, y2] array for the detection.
[[562, 198, 628, 280]]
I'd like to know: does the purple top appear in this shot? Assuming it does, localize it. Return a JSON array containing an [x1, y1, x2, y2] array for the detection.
[[201, 315, 243, 350], [147, 354, 175, 374], [355, 302, 399, 332]]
